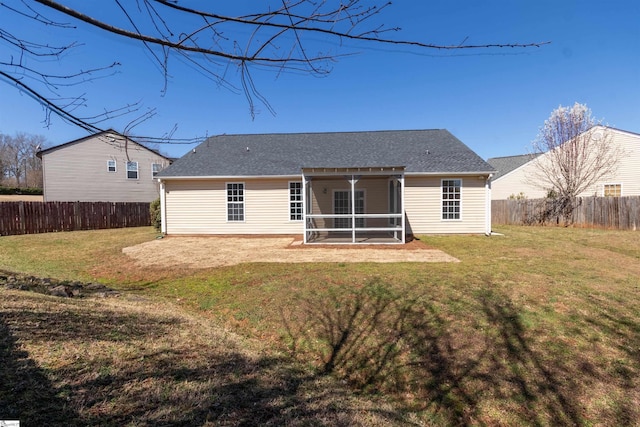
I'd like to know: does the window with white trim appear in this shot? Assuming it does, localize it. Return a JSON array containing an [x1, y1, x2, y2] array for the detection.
[[442, 179, 461, 220], [603, 183, 621, 197], [152, 163, 162, 177], [227, 182, 245, 221], [289, 181, 303, 221], [107, 159, 116, 172], [126, 161, 138, 179]]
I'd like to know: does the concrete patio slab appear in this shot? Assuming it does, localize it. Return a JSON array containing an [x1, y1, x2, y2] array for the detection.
[[123, 236, 459, 268]]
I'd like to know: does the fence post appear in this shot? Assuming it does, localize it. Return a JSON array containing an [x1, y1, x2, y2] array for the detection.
[[18, 201, 25, 234]]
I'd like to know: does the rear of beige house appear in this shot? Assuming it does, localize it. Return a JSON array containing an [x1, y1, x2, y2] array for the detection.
[[37, 126, 637, 234], [489, 127, 640, 200], [162, 174, 491, 236], [157, 129, 496, 242], [38, 130, 172, 202]]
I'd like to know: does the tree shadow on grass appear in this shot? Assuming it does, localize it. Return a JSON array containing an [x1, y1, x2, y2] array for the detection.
[[4, 280, 636, 426], [477, 289, 584, 426], [570, 291, 640, 425], [284, 279, 489, 425], [0, 314, 81, 425], [285, 279, 614, 426], [0, 292, 411, 426], [1, 306, 180, 344]]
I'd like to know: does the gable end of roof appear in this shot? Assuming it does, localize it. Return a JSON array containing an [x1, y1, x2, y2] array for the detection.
[[158, 129, 495, 178], [37, 129, 171, 161]]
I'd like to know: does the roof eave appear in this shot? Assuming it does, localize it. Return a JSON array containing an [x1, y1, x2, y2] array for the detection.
[[157, 170, 496, 180], [405, 171, 496, 176], [156, 174, 303, 181]]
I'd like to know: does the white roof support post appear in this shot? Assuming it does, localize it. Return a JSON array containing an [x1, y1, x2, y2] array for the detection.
[[400, 173, 406, 243], [351, 175, 356, 243], [348, 175, 361, 243], [302, 174, 309, 244]]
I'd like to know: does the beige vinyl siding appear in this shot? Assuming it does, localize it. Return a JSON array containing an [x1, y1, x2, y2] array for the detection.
[[165, 175, 490, 235], [603, 131, 640, 196], [41, 134, 170, 202], [405, 176, 488, 234], [164, 178, 303, 235], [491, 128, 640, 199], [490, 163, 548, 200]]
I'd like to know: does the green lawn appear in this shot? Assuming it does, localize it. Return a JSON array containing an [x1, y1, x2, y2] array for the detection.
[[1, 226, 639, 426]]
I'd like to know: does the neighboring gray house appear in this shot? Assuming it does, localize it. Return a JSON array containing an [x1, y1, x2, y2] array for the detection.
[[38, 130, 172, 202], [488, 126, 640, 200], [156, 129, 496, 243]]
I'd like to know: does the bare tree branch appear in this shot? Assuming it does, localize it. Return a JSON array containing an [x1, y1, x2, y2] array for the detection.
[[0, 59, 120, 89], [527, 103, 624, 223], [0, 70, 102, 133], [0, 1, 73, 28], [34, 0, 312, 63], [1, 1, 551, 145]]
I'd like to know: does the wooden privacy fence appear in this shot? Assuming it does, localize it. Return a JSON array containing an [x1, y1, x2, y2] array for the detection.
[[0, 201, 151, 236], [492, 197, 640, 230]]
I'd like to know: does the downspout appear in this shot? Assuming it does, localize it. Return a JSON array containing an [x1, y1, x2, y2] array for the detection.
[[159, 180, 167, 234], [41, 155, 47, 202], [485, 174, 493, 236]]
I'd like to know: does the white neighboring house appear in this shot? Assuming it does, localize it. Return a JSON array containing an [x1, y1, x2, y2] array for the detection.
[[37, 130, 172, 202], [156, 129, 496, 244], [488, 126, 640, 200]]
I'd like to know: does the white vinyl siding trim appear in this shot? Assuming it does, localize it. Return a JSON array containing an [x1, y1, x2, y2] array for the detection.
[[226, 182, 245, 222]]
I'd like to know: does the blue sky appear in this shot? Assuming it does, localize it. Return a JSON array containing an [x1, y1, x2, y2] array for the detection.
[[1, 1, 638, 160]]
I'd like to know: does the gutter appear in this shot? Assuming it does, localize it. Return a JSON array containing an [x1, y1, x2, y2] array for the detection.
[[156, 171, 497, 181]]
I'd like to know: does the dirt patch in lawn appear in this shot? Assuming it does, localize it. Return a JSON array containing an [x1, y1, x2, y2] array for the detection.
[[123, 235, 459, 268]]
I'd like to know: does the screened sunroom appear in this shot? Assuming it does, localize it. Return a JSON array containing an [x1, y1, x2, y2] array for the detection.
[[301, 167, 406, 244]]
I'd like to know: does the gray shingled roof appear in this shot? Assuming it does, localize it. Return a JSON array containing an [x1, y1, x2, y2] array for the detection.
[[487, 153, 541, 180], [158, 129, 495, 178]]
